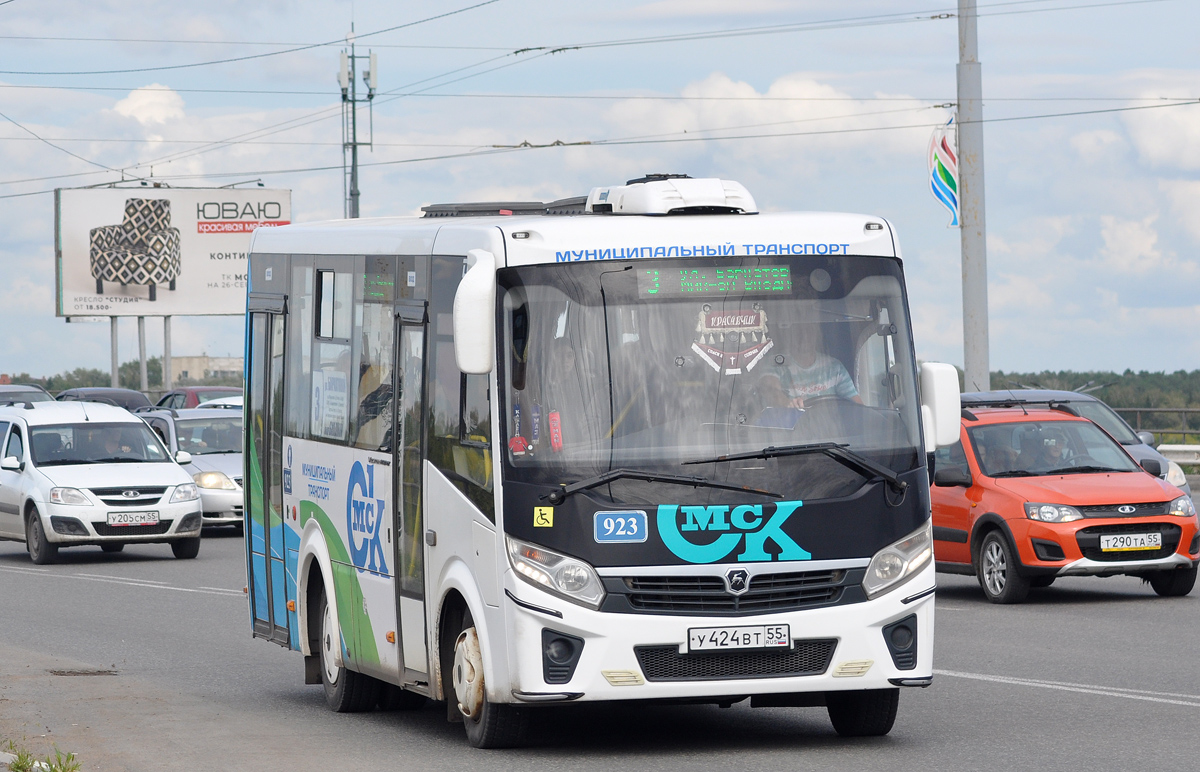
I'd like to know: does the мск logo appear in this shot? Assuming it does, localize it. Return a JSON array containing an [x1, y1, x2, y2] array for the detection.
[[656, 500, 810, 564], [347, 461, 388, 573]]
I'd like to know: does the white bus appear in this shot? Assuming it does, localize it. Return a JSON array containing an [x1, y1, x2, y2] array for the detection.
[[243, 175, 961, 748]]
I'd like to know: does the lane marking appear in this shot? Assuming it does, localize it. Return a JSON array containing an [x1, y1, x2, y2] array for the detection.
[[198, 586, 244, 595], [78, 573, 170, 585], [935, 669, 1200, 707], [0, 565, 244, 598], [934, 605, 971, 612]]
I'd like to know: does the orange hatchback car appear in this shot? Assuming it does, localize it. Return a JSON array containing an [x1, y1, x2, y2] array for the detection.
[[931, 401, 1199, 603]]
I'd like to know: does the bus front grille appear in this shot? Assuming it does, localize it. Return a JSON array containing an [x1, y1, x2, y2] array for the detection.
[[634, 639, 837, 681], [605, 569, 860, 616]]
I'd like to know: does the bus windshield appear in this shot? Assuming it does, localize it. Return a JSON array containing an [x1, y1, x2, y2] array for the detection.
[[499, 255, 922, 498]]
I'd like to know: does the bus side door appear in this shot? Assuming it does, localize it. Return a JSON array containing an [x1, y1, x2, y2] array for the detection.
[[246, 294, 294, 646], [395, 300, 430, 680]]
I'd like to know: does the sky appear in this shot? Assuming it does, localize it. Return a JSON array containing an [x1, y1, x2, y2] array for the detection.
[[2, 0, 1199, 378]]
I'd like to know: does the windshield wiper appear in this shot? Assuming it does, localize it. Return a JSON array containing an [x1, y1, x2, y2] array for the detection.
[[682, 441, 907, 494], [90, 457, 147, 463], [544, 468, 781, 505], [991, 470, 1037, 478], [1043, 465, 1126, 475]]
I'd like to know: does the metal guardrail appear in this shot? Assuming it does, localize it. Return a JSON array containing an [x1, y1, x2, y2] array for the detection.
[[1157, 445, 1200, 464], [1113, 407, 1200, 438]]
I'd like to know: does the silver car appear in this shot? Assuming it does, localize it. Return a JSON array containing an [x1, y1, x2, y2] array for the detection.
[[139, 407, 244, 531]]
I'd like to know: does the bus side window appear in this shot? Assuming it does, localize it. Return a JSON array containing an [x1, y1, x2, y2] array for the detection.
[[428, 256, 495, 520]]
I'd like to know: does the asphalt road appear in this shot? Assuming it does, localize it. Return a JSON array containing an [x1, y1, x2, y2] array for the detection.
[[0, 531, 1197, 772]]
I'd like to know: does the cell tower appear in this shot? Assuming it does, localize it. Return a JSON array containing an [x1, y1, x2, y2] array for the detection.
[[338, 30, 377, 218]]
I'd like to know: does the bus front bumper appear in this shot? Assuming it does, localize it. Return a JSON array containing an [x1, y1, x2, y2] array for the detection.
[[499, 562, 936, 704]]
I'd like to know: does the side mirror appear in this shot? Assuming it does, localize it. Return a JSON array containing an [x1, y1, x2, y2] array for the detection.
[[933, 467, 973, 487], [1140, 458, 1162, 477], [0, 456, 20, 471], [175, 451, 193, 466], [453, 249, 497, 374], [1137, 431, 1157, 447], [920, 362, 962, 452]]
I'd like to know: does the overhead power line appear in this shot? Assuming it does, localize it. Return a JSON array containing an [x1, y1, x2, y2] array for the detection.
[[0, 0, 504, 75], [4, 82, 1196, 102], [0, 0, 1168, 77], [2, 98, 1194, 197]]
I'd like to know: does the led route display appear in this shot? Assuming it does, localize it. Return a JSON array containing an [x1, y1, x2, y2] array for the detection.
[[637, 265, 792, 298]]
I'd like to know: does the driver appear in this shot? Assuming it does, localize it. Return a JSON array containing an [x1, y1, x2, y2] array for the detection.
[[759, 329, 862, 409], [1019, 427, 1070, 471]]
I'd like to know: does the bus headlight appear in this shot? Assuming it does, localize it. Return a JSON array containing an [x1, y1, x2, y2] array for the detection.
[[862, 521, 932, 599], [506, 535, 605, 609]]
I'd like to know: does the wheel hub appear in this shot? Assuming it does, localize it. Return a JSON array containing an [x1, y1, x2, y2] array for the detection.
[[452, 627, 484, 720], [321, 603, 339, 685], [983, 541, 1007, 595]]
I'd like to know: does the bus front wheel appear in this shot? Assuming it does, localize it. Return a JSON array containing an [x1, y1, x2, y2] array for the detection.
[[826, 688, 899, 737], [451, 611, 528, 748], [318, 589, 379, 712]]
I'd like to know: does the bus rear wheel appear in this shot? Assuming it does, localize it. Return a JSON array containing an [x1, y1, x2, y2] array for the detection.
[[826, 689, 899, 737], [317, 589, 379, 712], [451, 611, 528, 748]]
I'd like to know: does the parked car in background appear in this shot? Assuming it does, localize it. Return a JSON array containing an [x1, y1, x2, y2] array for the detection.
[[0, 384, 53, 404], [196, 395, 242, 409], [57, 386, 152, 411], [156, 386, 241, 409], [961, 390, 1190, 496], [139, 407, 243, 531], [0, 401, 203, 563], [932, 402, 1198, 603]]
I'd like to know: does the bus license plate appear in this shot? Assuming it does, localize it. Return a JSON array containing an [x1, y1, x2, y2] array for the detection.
[[107, 511, 159, 527], [688, 624, 790, 652], [1100, 532, 1161, 552]]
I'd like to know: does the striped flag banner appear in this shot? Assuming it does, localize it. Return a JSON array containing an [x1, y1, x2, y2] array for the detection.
[[928, 116, 959, 227]]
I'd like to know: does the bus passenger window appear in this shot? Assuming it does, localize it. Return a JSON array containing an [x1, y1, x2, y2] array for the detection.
[[354, 302, 394, 451]]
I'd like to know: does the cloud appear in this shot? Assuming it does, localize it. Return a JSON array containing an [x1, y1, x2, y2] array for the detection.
[[1070, 129, 1124, 163], [112, 85, 186, 126]]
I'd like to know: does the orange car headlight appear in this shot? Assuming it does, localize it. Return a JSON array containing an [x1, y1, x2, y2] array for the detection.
[[1024, 503, 1083, 523]]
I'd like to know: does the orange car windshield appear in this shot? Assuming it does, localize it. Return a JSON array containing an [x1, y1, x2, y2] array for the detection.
[[967, 420, 1140, 478]]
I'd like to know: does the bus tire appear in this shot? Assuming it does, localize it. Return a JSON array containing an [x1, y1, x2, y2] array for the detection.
[[826, 689, 899, 737], [378, 683, 428, 711], [26, 512, 58, 565], [452, 611, 528, 748], [317, 589, 379, 712]]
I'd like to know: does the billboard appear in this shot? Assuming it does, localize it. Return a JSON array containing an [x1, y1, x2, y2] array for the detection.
[[55, 187, 291, 317]]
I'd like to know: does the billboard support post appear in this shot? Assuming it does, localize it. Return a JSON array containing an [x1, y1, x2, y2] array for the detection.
[[138, 316, 148, 392], [163, 316, 172, 391], [110, 317, 119, 388]]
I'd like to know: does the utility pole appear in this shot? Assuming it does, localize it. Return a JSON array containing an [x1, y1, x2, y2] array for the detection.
[[339, 29, 377, 219], [957, 0, 990, 391]]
